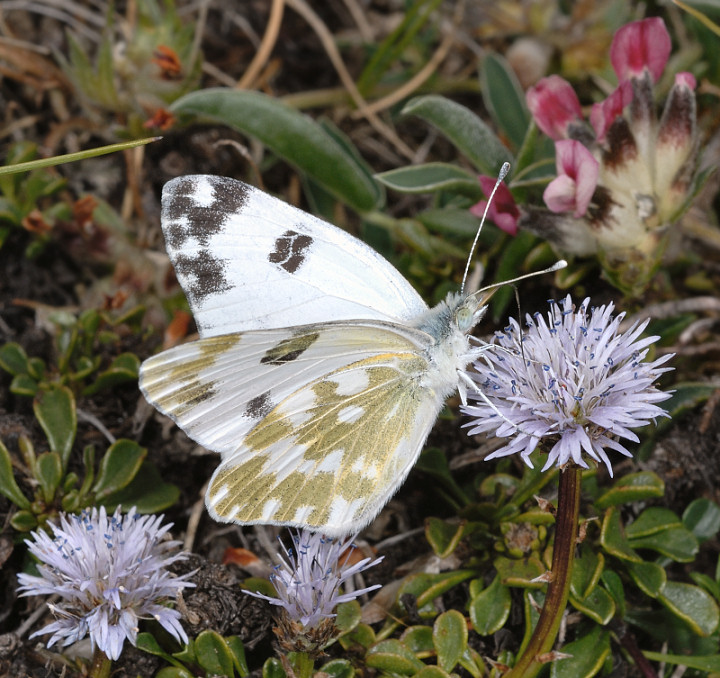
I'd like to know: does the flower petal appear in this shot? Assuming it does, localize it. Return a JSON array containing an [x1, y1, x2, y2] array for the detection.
[[610, 17, 671, 83]]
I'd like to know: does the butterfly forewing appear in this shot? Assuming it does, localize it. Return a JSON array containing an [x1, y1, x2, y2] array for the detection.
[[161, 175, 428, 336]]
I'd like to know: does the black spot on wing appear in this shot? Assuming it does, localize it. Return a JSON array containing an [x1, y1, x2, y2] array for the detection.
[[174, 249, 231, 305], [260, 332, 320, 365], [268, 229, 313, 273], [162, 176, 249, 305], [246, 391, 274, 418]]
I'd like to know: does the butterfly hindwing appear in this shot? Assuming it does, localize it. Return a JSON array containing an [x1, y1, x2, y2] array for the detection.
[[161, 175, 429, 336]]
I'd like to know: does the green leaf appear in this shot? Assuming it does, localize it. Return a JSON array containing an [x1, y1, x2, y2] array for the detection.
[[335, 600, 361, 635], [570, 546, 604, 601], [469, 575, 511, 635], [34, 384, 76, 469], [93, 439, 147, 499], [659, 581, 720, 636], [400, 625, 434, 656], [263, 657, 286, 678], [398, 570, 475, 616], [226, 636, 249, 677], [338, 622, 375, 651], [683, 497, 720, 542], [101, 460, 179, 513], [599, 507, 641, 563], [10, 374, 39, 396], [194, 630, 235, 676], [625, 560, 667, 598], [35, 452, 63, 505], [155, 669, 194, 678], [629, 527, 699, 562], [401, 95, 512, 175], [0, 439, 31, 509], [319, 659, 355, 678], [595, 471, 665, 509], [433, 610, 468, 672], [642, 651, 720, 672], [626, 507, 682, 538], [10, 510, 38, 531], [416, 207, 484, 237], [570, 585, 615, 625], [480, 52, 530, 150], [366, 639, 426, 674], [600, 570, 625, 618], [83, 353, 140, 395], [376, 163, 481, 197], [170, 89, 381, 212], [549, 626, 610, 678], [416, 667, 452, 678], [493, 555, 546, 588], [0, 138, 160, 177], [0, 342, 29, 376], [425, 518, 474, 558]]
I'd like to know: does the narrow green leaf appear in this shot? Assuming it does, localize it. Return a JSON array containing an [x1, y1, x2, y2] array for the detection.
[[195, 630, 235, 676], [171, 89, 381, 212], [400, 570, 475, 614], [425, 518, 474, 558], [416, 207, 484, 237], [469, 575, 511, 635], [0, 138, 160, 177], [401, 95, 512, 174], [154, 668, 194, 678], [0, 439, 31, 509], [376, 163, 481, 197], [83, 352, 140, 395], [366, 639, 426, 674], [549, 626, 610, 678], [10, 510, 37, 531], [659, 581, 720, 636], [480, 52, 531, 149], [93, 439, 147, 499], [36, 452, 63, 505], [600, 570, 625, 618], [570, 546, 604, 601], [642, 651, 720, 672], [416, 667, 452, 678], [595, 471, 665, 509], [33, 385, 76, 469], [433, 610, 468, 672]]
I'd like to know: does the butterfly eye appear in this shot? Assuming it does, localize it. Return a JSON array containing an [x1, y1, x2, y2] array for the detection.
[[456, 306, 474, 332]]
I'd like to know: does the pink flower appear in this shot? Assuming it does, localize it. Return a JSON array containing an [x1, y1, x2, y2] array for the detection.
[[610, 17, 671, 83], [470, 176, 520, 235], [543, 140, 599, 218], [526, 75, 583, 140], [590, 81, 633, 143]]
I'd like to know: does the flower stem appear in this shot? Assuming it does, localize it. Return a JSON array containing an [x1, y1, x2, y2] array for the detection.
[[89, 649, 112, 678], [504, 464, 582, 678]]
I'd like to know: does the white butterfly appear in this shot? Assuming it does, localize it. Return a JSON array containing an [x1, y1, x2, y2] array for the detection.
[[139, 175, 561, 537]]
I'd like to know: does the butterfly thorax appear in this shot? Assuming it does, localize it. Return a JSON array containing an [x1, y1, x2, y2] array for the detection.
[[412, 292, 487, 400]]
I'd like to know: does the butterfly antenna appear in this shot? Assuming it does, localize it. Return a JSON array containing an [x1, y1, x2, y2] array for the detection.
[[461, 162, 511, 295]]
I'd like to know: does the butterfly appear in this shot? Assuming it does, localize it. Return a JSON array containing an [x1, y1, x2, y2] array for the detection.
[[139, 174, 562, 537]]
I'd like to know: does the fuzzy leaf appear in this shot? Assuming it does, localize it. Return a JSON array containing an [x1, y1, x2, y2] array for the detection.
[[376, 163, 481, 197], [170, 89, 381, 212]]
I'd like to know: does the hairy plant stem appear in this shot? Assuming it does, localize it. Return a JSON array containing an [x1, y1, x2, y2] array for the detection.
[[504, 464, 582, 678]]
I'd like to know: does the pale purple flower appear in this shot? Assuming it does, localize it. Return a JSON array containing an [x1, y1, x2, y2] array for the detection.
[[463, 296, 673, 476], [17, 507, 194, 661], [245, 529, 382, 630]]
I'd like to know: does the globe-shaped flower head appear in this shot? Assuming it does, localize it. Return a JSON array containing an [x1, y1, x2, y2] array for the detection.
[[463, 296, 673, 475]]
